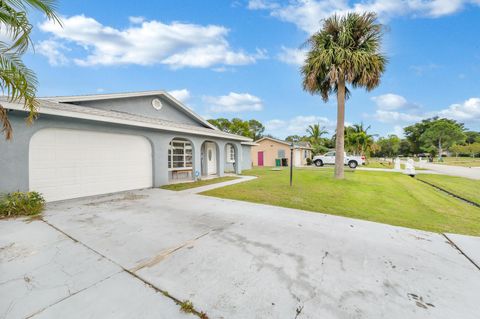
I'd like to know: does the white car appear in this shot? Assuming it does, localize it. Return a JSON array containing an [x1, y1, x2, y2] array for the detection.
[[313, 151, 365, 169]]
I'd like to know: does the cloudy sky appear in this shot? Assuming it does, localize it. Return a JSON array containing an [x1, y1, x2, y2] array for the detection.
[[25, 0, 480, 138]]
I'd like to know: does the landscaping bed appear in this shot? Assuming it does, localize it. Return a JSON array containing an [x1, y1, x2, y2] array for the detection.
[[201, 168, 480, 236]]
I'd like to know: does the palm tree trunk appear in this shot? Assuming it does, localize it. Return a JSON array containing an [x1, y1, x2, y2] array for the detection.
[[335, 76, 346, 179], [438, 138, 442, 162]]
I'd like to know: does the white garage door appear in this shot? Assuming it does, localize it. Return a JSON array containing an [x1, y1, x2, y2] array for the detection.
[[29, 128, 153, 201]]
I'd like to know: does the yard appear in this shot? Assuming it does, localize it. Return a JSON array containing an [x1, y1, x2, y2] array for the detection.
[[364, 158, 402, 169], [431, 157, 480, 167], [202, 167, 480, 236], [416, 174, 480, 205]]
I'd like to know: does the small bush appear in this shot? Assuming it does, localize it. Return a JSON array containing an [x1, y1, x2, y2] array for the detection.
[[306, 158, 312, 166], [0, 192, 46, 218]]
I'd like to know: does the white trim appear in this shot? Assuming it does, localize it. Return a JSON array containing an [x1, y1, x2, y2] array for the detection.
[[168, 139, 193, 169], [40, 90, 218, 131], [4, 101, 251, 142], [241, 141, 259, 146]]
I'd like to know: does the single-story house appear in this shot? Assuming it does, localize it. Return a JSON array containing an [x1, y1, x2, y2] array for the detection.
[[0, 91, 254, 202], [251, 137, 312, 167]]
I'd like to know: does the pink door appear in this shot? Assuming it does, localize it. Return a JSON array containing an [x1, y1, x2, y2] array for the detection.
[[258, 151, 264, 166]]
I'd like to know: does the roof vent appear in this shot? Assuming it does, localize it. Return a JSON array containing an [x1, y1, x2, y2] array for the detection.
[[152, 98, 163, 110]]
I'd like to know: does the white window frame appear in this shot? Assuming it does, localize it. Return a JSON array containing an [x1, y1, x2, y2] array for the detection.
[[168, 139, 193, 169], [226, 144, 235, 163]]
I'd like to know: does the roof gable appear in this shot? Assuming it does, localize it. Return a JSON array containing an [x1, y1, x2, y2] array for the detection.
[[42, 91, 217, 130], [1, 97, 251, 141]]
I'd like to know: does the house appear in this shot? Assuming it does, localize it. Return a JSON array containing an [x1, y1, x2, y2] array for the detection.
[[0, 91, 254, 202], [251, 137, 312, 167]]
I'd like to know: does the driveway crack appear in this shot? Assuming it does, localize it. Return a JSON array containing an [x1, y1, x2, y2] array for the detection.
[[40, 217, 211, 318], [130, 230, 213, 273], [443, 233, 480, 271]]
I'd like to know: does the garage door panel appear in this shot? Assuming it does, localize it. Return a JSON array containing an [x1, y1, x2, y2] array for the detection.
[[29, 129, 153, 201]]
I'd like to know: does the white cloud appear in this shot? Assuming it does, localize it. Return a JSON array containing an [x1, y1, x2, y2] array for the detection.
[[39, 15, 264, 68], [437, 98, 480, 122], [373, 110, 424, 123], [247, 0, 279, 9], [371, 93, 423, 123], [391, 125, 405, 137], [277, 46, 307, 65], [248, 0, 480, 34], [371, 93, 420, 111], [36, 39, 69, 66], [266, 115, 337, 137], [129, 16, 145, 24], [167, 89, 191, 103], [265, 119, 286, 130], [371, 95, 480, 125], [204, 92, 263, 113], [409, 63, 440, 76]]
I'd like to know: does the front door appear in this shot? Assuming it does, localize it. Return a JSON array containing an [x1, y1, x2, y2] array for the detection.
[[206, 142, 217, 175], [258, 151, 264, 166]]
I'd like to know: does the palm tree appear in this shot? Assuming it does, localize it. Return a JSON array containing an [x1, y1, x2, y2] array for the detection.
[[302, 12, 386, 179], [306, 123, 328, 146], [346, 122, 376, 155], [0, 0, 61, 140]]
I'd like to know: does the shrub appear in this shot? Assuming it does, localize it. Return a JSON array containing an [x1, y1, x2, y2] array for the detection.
[[306, 158, 312, 166], [0, 192, 46, 218]]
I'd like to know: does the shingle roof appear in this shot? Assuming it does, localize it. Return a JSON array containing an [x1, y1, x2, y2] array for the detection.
[[0, 96, 252, 142], [40, 90, 218, 131]]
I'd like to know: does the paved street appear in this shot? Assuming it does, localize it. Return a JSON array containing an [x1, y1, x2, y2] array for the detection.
[[414, 162, 480, 180], [1, 188, 479, 319]]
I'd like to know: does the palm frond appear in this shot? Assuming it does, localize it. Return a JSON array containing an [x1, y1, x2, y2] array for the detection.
[[301, 11, 387, 100], [0, 0, 61, 140]]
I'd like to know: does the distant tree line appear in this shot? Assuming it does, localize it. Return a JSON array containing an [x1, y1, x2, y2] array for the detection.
[[375, 117, 479, 159], [207, 118, 265, 140], [208, 117, 480, 158]]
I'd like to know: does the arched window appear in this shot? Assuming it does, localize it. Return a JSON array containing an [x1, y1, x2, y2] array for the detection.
[[168, 139, 193, 169]]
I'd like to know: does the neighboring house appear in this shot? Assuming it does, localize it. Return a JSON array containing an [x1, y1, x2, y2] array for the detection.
[[0, 91, 254, 202], [251, 137, 312, 167]]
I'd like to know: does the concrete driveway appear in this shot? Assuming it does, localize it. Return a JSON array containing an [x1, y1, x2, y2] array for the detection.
[[1, 188, 480, 319], [415, 162, 480, 179]]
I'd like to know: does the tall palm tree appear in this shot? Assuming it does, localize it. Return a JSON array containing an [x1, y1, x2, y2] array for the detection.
[[306, 123, 328, 146], [302, 12, 386, 179], [0, 0, 61, 140]]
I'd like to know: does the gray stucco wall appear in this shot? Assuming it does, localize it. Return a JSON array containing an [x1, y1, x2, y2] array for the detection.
[[241, 145, 253, 170], [0, 112, 243, 194], [72, 95, 205, 127]]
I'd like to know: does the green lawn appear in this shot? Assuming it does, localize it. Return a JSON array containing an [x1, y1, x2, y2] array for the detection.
[[416, 174, 480, 205], [364, 159, 403, 169], [432, 157, 480, 167], [201, 168, 480, 236], [160, 176, 239, 191], [363, 158, 425, 170]]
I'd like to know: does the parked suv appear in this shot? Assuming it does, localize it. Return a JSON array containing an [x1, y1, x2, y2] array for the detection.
[[312, 151, 365, 169]]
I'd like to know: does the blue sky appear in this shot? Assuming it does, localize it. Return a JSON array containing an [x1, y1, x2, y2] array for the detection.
[[24, 0, 480, 138]]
